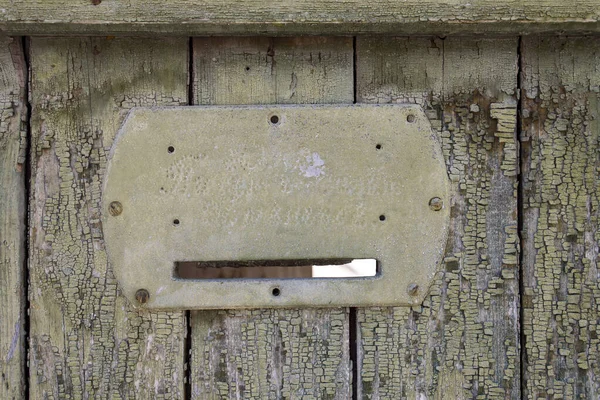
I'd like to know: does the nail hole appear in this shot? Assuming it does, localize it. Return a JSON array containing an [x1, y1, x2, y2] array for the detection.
[[379, 215, 386, 221], [173, 219, 180, 225], [168, 146, 175, 153], [245, 66, 250, 71], [272, 287, 281, 296], [270, 115, 280, 125], [375, 144, 382, 150], [407, 114, 416, 123]]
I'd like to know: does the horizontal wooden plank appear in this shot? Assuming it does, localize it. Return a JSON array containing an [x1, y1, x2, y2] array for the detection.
[[1, 0, 599, 35]]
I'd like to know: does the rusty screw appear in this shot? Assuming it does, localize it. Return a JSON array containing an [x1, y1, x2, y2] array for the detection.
[[407, 283, 419, 296], [135, 289, 150, 305], [429, 197, 443, 211], [108, 201, 123, 216]]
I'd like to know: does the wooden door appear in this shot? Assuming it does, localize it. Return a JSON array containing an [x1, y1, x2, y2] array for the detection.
[[0, 32, 598, 399]]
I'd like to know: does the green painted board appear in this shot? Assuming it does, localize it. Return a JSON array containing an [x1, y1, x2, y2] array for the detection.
[[521, 36, 600, 399], [189, 37, 354, 399], [0, 35, 26, 400], [355, 37, 521, 398], [28, 37, 188, 399], [1, 1, 600, 35]]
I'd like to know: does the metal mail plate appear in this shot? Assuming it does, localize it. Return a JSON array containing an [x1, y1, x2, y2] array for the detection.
[[102, 105, 451, 309]]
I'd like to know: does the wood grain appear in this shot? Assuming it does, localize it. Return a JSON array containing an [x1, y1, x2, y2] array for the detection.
[[521, 36, 600, 399], [29, 37, 188, 399], [355, 37, 520, 398], [190, 37, 353, 399], [1, 1, 600, 35], [0, 35, 26, 400]]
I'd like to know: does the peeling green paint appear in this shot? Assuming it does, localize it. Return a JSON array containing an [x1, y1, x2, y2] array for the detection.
[[522, 36, 600, 399], [29, 38, 188, 399], [0, 35, 27, 400], [355, 37, 520, 399]]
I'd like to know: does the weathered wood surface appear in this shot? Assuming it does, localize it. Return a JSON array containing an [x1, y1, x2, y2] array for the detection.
[[0, 35, 26, 400], [190, 37, 353, 399], [1, 1, 600, 36], [22, 32, 600, 399], [521, 36, 600, 399], [29, 38, 188, 399], [355, 37, 520, 398]]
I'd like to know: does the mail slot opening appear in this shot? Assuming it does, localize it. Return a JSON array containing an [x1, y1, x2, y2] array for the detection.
[[175, 259, 378, 279]]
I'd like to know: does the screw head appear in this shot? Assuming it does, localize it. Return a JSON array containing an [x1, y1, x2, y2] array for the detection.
[[135, 289, 150, 304], [429, 197, 443, 211], [407, 283, 419, 296], [108, 201, 123, 216]]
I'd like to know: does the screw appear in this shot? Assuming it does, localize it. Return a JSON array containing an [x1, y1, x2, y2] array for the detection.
[[429, 197, 443, 211], [407, 283, 419, 296], [135, 289, 150, 304], [108, 201, 123, 216]]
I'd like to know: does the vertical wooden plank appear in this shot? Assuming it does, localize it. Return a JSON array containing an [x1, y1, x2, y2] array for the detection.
[[356, 37, 520, 398], [190, 37, 353, 399], [521, 36, 600, 399], [194, 37, 352, 105], [29, 38, 188, 399], [0, 35, 26, 400]]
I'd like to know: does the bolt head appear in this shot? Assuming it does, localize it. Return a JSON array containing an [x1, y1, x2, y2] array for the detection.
[[407, 283, 419, 296], [429, 197, 443, 211], [135, 289, 150, 304], [109, 201, 123, 216]]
